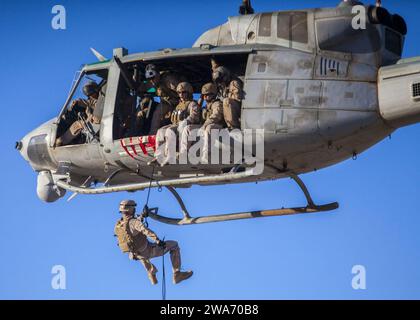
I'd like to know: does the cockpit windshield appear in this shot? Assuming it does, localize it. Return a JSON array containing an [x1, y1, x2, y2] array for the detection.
[[55, 69, 108, 147]]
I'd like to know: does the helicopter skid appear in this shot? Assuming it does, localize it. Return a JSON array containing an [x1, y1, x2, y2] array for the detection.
[[147, 202, 339, 225], [146, 173, 338, 225], [54, 169, 339, 224]]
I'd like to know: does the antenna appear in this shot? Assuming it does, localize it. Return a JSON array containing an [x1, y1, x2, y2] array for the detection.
[[239, 0, 254, 15]]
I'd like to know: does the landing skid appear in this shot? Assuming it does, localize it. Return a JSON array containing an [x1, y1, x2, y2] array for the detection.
[[147, 173, 339, 225]]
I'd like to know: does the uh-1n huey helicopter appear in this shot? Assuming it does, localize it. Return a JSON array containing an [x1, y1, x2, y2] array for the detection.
[[16, 0, 420, 225]]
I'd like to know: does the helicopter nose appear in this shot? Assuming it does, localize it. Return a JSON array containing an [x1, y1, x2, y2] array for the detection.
[[16, 134, 31, 163], [16, 119, 58, 171]]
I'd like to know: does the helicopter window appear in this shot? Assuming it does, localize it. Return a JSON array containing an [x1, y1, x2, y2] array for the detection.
[[277, 12, 308, 44], [385, 28, 403, 56], [258, 13, 272, 37], [277, 13, 290, 40], [111, 53, 249, 140], [316, 18, 381, 54], [291, 12, 308, 44], [56, 71, 108, 147]]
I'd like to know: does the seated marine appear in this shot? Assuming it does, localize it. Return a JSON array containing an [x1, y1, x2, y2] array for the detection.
[[56, 81, 100, 146]]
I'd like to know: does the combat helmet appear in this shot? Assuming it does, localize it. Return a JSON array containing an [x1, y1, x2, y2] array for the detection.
[[201, 83, 218, 96], [83, 81, 99, 97], [119, 200, 137, 213], [176, 82, 194, 94]]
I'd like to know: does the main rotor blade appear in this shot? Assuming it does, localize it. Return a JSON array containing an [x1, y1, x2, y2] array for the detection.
[[90, 47, 107, 62]]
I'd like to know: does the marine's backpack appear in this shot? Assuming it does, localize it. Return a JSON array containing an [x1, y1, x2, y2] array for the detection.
[[114, 218, 134, 253]]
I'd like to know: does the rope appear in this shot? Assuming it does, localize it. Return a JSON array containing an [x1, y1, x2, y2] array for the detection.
[[161, 239, 166, 301], [141, 166, 167, 300], [145, 165, 155, 207], [142, 165, 156, 228]]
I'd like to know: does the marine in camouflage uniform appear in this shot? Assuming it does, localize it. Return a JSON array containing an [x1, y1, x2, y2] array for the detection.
[[153, 82, 201, 166], [192, 83, 225, 163], [211, 58, 243, 130], [114, 200, 193, 285], [56, 81, 101, 146], [138, 64, 182, 135]]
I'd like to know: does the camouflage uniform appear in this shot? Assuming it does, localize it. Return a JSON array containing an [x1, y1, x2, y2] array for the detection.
[[156, 99, 201, 164], [119, 216, 182, 276], [115, 200, 193, 285], [155, 82, 201, 165], [57, 97, 99, 146], [180, 83, 225, 161], [202, 97, 225, 128], [219, 77, 243, 129], [139, 72, 182, 135], [199, 98, 225, 163], [212, 65, 243, 130]]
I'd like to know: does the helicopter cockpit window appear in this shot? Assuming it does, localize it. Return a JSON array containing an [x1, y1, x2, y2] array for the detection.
[[55, 70, 108, 147], [317, 17, 381, 54], [258, 13, 272, 37], [277, 12, 308, 44]]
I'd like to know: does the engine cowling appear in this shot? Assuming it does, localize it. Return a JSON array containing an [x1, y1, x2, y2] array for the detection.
[[378, 58, 420, 128]]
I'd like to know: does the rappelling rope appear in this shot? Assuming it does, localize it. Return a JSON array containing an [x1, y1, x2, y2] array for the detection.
[[142, 165, 167, 300], [145, 165, 155, 208], [142, 165, 156, 228], [161, 238, 167, 301]]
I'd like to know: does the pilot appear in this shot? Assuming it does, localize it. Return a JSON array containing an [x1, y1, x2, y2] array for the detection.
[[152, 82, 201, 166], [188, 83, 225, 164], [138, 64, 183, 135], [56, 81, 100, 146], [114, 200, 193, 285], [211, 58, 243, 130]]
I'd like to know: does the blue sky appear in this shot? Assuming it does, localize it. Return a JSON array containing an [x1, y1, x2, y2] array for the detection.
[[0, 0, 419, 299]]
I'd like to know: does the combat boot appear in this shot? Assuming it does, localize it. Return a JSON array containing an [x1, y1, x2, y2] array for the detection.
[[148, 272, 158, 285], [173, 270, 193, 284]]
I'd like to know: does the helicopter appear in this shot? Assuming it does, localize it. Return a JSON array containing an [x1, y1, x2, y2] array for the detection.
[[16, 0, 420, 225]]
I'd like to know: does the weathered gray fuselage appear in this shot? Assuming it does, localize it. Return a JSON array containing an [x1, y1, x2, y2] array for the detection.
[[18, 4, 420, 201]]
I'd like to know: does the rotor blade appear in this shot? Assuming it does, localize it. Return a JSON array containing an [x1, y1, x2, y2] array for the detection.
[[90, 48, 107, 62]]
